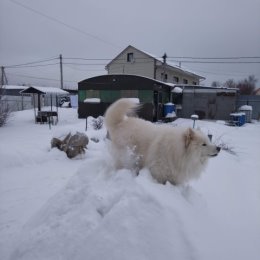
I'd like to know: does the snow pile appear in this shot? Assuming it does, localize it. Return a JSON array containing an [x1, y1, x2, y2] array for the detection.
[[239, 105, 253, 111], [1, 108, 260, 260], [172, 86, 183, 93], [191, 114, 199, 119], [9, 161, 204, 260], [84, 98, 101, 103], [165, 111, 176, 118]]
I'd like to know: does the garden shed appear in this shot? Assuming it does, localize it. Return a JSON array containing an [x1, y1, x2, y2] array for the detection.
[[171, 85, 238, 120], [78, 74, 172, 121]]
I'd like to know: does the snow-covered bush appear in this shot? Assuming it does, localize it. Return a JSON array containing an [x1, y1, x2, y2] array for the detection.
[[92, 116, 104, 130]]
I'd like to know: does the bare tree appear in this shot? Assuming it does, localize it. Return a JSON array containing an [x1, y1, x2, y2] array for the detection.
[[224, 79, 236, 89], [237, 75, 257, 95], [211, 81, 221, 88], [222, 76, 258, 95]]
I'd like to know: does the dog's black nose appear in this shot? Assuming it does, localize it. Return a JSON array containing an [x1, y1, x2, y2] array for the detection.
[[217, 146, 221, 152]]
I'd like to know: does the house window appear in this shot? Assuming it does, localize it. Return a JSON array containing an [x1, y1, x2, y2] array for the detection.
[[173, 76, 179, 83], [160, 73, 168, 82], [121, 89, 138, 98], [78, 90, 87, 102], [100, 90, 120, 102], [127, 52, 134, 62], [192, 81, 197, 85], [86, 90, 99, 98], [183, 79, 188, 84]]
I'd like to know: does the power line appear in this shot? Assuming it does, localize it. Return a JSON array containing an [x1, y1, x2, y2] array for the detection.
[[63, 62, 107, 66], [7, 72, 76, 83], [5, 57, 58, 68], [64, 57, 113, 61], [185, 67, 254, 77], [63, 64, 106, 72], [6, 62, 60, 69], [63, 56, 260, 61], [167, 56, 260, 60], [3, 54, 259, 86], [8, 0, 121, 49], [65, 60, 260, 66], [168, 60, 260, 64], [4, 55, 260, 68], [5, 60, 260, 69]]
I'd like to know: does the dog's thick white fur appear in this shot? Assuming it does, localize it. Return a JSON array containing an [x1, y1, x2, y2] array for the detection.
[[105, 98, 220, 185]]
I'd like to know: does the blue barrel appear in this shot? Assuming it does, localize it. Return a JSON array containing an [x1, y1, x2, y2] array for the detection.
[[240, 113, 246, 125], [230, 113, 246, 126], [163, 103, 175, 117]]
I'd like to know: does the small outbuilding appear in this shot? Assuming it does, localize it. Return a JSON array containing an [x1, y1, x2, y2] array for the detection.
[[78, 74, 172, 121], [171, 85, 238, 120], [20, 86, 69, 124]]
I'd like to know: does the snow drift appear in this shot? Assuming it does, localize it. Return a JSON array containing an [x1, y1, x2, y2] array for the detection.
[[0, 108, 260, 260]]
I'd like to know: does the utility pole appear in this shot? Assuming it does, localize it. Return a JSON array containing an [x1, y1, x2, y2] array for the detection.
[[59, 54, 64, 89], [1, 66, 8, 87], [1, 66, 8, 101], [162, 53, 167, 82]]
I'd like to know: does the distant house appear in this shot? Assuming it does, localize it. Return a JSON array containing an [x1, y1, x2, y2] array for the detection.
[[105, 45, 205, 85], [0, 85, 32, 111]]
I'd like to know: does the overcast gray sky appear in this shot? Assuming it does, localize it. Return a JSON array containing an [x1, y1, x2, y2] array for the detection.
[[1, 0, 260, 88]]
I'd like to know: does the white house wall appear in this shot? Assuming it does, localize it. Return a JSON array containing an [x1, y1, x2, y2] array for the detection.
[[107, 46, 155, 78], [107, 46, 201, 84], [155, 66, 200, 85]]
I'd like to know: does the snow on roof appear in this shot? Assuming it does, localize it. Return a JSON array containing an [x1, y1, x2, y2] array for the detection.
[[84, 98, 101, 103], [230, 112, 246, 116], [2, 85, 27, 90], [20, 86, 69, 95], [171, 86, 183, 93]]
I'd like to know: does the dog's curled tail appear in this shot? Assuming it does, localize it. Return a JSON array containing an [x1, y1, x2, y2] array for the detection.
[[105, 98, 139, 131]]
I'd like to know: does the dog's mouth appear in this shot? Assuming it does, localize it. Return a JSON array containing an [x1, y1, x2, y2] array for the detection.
[[209, 147, 221, 157], [210, 153, 219, 157]]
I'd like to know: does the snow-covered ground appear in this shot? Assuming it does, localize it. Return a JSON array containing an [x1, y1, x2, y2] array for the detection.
[[0, 108, 260, 260]]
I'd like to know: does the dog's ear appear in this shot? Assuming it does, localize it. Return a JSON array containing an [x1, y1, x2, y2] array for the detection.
[[185, 128, 195, 148]]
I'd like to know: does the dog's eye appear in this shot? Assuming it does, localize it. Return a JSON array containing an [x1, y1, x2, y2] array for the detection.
[[202, 143, 207, 146]]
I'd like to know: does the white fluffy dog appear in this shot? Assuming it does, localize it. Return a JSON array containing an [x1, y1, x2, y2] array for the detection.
[[105, 98, 220, 185]]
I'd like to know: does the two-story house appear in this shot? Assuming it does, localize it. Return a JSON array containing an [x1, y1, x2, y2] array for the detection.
[[105, 45, 205, 85]]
